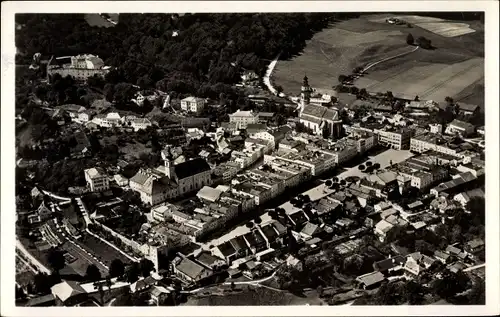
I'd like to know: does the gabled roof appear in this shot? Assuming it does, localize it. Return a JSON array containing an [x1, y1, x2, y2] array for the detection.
[[26, 294, 56, 306], [356, 271, 385, 286], [84, 167, 105, 179], [260, 224, 279, 242], [174, 158, 211, 180], [176, 257, 209, 281], [300, 222, 320, 236], [449, 119, 475, 131], [216, 241, 237, 257], [196, 251, 222, 267], [51, 280, 86, 302], [373, 256, 406, 271]]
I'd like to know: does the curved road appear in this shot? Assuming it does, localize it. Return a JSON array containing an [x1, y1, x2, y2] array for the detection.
[[361, 46, 419, 73], [263, 53, 282, 96], [182, 264, 282, 295], [16, 239, 51, 274]]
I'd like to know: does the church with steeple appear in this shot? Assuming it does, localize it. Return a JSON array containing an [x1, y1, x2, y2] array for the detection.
[[298, 75, 343, 139]]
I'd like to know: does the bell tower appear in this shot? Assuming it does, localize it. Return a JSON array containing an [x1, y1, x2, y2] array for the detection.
[[300, 75, 313, 113]]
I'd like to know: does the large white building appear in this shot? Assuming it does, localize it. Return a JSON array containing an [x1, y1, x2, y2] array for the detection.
[[84, 167, 109, 192], [130, 152, 212, 206], [298, 76, 342, 138], [181, 97, 206, 114], [445, 119, 475, 137], [229, 110, 259, 129], [375, 127, 414, 150]]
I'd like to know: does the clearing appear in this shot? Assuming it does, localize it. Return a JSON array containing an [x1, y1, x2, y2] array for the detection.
[[273, 14, 484, 106]]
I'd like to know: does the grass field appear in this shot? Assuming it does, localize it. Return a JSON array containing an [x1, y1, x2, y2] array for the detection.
[[273, 14, 484, 106]]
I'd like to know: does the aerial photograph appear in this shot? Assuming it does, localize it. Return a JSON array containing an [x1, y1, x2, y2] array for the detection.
[[13, 11, 486, 307]]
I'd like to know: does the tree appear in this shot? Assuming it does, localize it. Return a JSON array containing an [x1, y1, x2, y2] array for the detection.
[[445, 96, 454, 105], [406, 33, 414, 45], [85, 264, 102, 282], [230, 281, 235, 291], [403, 280, 425, 305], [416, 36, 432, 49], [126, 263, 140, 283], [338, 74, 347, 84], [254, 217, 262, 225], [94, 281, 105, 305], [325, 179, 333, 187], [16, 285, 27, 300], [358, 164, 365, 171], [373, 163, 381, 171], [246, 222, 254, 229], [47, 248, 65, 274], [139, 258, 155, 278], [275, 85, 283, 95], [365, 161, 373, 167], [109, 259, 125, 278]]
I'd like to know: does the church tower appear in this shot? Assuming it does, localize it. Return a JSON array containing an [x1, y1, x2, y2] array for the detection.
[[161, 148, 175, 180], [300, 75, 313, 113]]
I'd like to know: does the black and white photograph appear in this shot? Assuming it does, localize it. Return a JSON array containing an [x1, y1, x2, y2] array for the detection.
[[1, 1, 499, 315]]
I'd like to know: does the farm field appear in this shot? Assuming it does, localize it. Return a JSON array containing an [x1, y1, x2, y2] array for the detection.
[[273, 14, 484, 106], [84, 14, 119, 28]]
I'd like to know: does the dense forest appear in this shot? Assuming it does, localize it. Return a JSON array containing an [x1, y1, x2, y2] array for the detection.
[[15, 13, 364, 98]]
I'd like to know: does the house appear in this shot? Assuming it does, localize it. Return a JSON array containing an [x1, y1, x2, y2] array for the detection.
[[196, 251, 225, 270], [455, 103, 480, 116], [26, 294, 57, 307], [404, 256, 424, 279], [130, 118, 152, 131], [229, 110, 259, 129], [445, 119, 475, 137], [434, 250, 451, 264], [173, 256, 213, 284], [149, 285, 173, 305], [453, 188, 485, 207], [464, 238, 485, 255], [212, 241, 238, 264], [299, 222, 321, 240], [374, 219, 395, 242], [51, 280, 88, 306], [243, 229, 268, 253], [84, 167, 109, 192], [196, 186, 223, 203], [113, 174, 129, 187], [373, 256, 406, 275], [448, 261, 467, 274], [229, 236, 250, 258], [258, 223, 280, 246], [181, 96, 206, 113], [355, 271, 385, 290], [130, 276, 157, 293]]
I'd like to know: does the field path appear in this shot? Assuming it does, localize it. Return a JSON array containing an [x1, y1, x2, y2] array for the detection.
[[362, 46, 419, 72], [263, 53, 281, 95]]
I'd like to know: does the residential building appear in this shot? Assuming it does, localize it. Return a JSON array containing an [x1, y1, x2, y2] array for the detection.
[[47, 54, 110, 83], [445, 119, 475, 137], [173, 255, 213, 284], [211, 241, 238, 264], [430, 172, 477, 197], [84, 167, 109, 192], [429, 123, 443, 134], [373, 256, 406, 275], [355, 271, 385, 290], [464, 239, 485, 255], [50, 280, 88, 306], [375, 127, 414, 150], [181, 96, 206, 113], [229, 110, 259, 129], [130, 118, 152, 131], [453, 188, 485, 207]]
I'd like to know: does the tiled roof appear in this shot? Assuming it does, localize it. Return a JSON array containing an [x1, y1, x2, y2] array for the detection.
[[373, 256, 406, 271], [356, 271, 385, 286], [174, 158, 210, 180], [176, 257, 208, 280], [51, 280, 85, 302]]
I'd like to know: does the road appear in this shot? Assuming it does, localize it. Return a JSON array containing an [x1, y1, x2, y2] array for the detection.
[[75, 197, 92, 228], [263, 53, 281, 96], [183, 265, 281, 295], [362, 46, 419, 73], [463, 263, 485, 272], [15, 239, 51, 274]]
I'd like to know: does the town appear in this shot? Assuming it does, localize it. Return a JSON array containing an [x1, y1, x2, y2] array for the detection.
[[14, 12, 486, 307]]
